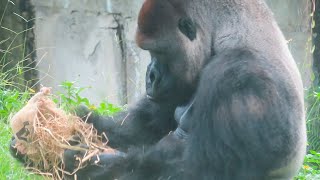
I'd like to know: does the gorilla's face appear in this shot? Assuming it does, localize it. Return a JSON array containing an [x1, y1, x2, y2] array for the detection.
[[136, 0, 212, 103]]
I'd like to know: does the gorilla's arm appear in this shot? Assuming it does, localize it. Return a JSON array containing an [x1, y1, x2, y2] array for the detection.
[[184, 49, 305, 179], [64, 97, 193, 180], [78, 96, 178, 150], [64, 130, 186, 180], [9, 96, 178, 168]]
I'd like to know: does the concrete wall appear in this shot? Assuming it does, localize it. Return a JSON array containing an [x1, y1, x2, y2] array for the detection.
[[31, 0, 312, 105], [31, 0, 148, 105], [266, 0, 313, 86]]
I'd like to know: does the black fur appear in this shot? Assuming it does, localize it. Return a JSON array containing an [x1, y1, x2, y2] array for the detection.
[[11, 0, 306, 179]]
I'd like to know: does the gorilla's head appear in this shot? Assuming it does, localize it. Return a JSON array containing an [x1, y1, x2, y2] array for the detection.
[[136, 0, 212, 104]]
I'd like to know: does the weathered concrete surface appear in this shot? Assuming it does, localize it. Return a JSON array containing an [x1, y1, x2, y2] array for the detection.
[[31, 0, 147, 105], [266, 0, 312, 86], [31, 0, 312, 105]]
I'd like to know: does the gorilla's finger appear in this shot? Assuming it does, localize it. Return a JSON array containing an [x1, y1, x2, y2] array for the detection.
[[73, 105, 92, 120], [63, 144, 89, 173], [90, 150, 126, 165]]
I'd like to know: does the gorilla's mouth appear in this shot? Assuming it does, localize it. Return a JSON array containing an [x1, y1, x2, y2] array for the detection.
[[146, 94, 155, 100], [146, 94, 168, 101], [146, 89, 193, 105], [146, 91, 173, 102]]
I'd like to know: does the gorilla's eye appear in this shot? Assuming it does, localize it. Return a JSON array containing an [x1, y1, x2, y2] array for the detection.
[[178, 17, 197, 41]]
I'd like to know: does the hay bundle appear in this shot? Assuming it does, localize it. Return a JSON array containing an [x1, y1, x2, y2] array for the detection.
[[10, 87, 113, 179]]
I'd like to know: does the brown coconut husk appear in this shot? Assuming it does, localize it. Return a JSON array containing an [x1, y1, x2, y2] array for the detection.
[[10, 87, 114, 179]]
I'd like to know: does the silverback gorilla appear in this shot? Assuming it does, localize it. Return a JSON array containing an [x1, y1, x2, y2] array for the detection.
[[11, 0, 307, 179]]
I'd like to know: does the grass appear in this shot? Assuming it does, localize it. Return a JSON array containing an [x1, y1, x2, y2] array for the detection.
[[0, 123, 43, 180], [0, 89, 43, 179], [0, 0, 43, 178]]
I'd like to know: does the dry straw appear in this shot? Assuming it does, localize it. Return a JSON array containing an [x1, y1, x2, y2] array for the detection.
[[10, 87, 113, 180]]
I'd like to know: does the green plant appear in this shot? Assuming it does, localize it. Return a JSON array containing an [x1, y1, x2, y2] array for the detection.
[[295, 151, 320, 180], [306, 87, 320, 151], [0, 78, 39, 180], [0, 89, 30, 121], [94, 100, 123, 116], [54, 80, 123, 115], [0, 1, 43, 178], [0, 123, 43, 180], [54, 80, 92, 110], [1, 0, 36, 90]]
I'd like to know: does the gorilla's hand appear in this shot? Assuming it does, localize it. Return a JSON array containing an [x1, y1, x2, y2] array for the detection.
[[72, 105, 118, 137], [63, 144, 126, 175], [73, 105, 94, 123], [63, 144, 89, 173], [9, 136, 27, 164]]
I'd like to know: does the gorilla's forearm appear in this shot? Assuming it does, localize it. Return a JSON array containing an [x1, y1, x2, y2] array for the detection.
[[80, 96, 178, 150], [73, 132, 186, 180]]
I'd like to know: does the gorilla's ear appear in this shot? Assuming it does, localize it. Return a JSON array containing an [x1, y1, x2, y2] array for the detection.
[[178, 17, 197, 41]]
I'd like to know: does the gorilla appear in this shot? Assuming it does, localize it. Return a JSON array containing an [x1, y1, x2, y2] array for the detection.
[[11, 0, 307, 179]]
